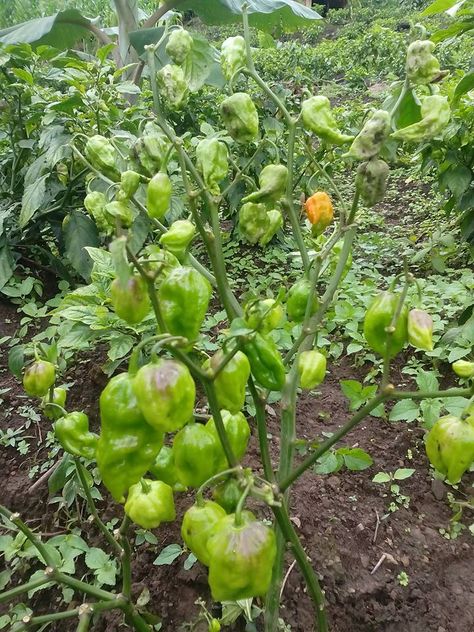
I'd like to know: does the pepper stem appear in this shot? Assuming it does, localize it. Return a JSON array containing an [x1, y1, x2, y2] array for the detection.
[[234, 480, 252, 527]]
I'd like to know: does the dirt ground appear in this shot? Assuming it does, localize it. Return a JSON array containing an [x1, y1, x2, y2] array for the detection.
[[1, 298, 473, 632]]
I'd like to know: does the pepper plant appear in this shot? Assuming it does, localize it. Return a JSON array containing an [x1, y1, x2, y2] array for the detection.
[[2, 4, 474, 632]]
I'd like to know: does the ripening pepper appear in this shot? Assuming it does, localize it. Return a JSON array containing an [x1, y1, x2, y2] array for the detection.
[[207, 512, 277, 601], [259, 209, 283, 246], [301, 96, 353, 145], [406, 40, 447, 86], [104, 200, 134, 227], [110, 275, 150, 325], [117, 170, 141, 200], [84, 191, 110, 232], [97, 373, 164, 502], [221, 92, 259, 143], [305, 191, 334, 236], [132, 122, 171, 177], [23, 360, 56, 397], [149, 446, 185, 491], [124, 479, 176, 529], [196, 138, 228, 195], [287, 278, 318, 323], [157, 64, 188, 109], [141, 245, 181, 278], [133, 360, 196, 433], [344, 110, 391, 160], [212, 477, 242, 514], [297, 350, 327, 390], [159, 220, 195, 261], [166, 28, 193, 65], [85, 135, 119, 180], [425, 414, 474, 484], [355, 158, 389, 207], [452, 360, 474, 379], [363, 291, 408, 358], [204, 350, 250, 414], [243, 333, 286, 391], [173, 422, 220, 487], [206, 410, 251, 469], [239, 202, 269, 244], [221, 36, 246, 80], [42, 387, 67, 420], [245, 298, 284, 334], [54, 411, 98, 460], [408, 308, 433, 352], [391, 95, 450, 142], [158, 267, 212, 341], [181, 500, 227, 565], [242, 164, 288, 206], [147, 172, 172, 219]]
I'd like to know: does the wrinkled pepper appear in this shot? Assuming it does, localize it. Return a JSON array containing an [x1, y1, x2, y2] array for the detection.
[[391, 95, 450, 143], [166, 28, 193, 65], [301, 95, 353, 145], [243, 333, 286, 391], [221, 36, 246, 80], [196, 138, 228, 195], [245, 298, 284, 334], [305, 191, 334, 236], [356, 158, 389, 207], [42, 387, 67, 420], [297, 350, 327, 390], [287, 278, 318, 323], [104, 200, 134, 227], [242, 164, 288, 206], [23, 360, 56, 397], [206, 410, 251, 469], [173, 423, 219, 487], [363, 291, 408, 357], [159, 220, 195, 262], [221, 92, 259, 143], [344, 110, 391, 160], [84, 191, 110, 232], [85, 135, 119, 180], [406, 40, 446, 86], [124, 479, 176, 529], [156, 64, 188, 109], [425, 414, 474, 484], [149, 445, 184, 491], [204, 350, 251, 414], [110, 275, 150, 324], [212, 477, 242, 514], [408, 308, 433, 352], [259, 209, 283, 246], [147, 172, 172, 219], [132, 122, 171, 177], [54, 411, 98, 459], [239, 202, 269, 244], [181, 500, 227, 565], [117, 170, 141, 201]]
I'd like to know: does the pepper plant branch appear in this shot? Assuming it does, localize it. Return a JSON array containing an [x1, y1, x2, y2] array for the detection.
[[142, 0, 185, 28], [0, 575, 51, 604], [119, 518, 132, 598], [248, 377, 274, 482], [205, 383, 238, 468], [0, 505, 55, 567]]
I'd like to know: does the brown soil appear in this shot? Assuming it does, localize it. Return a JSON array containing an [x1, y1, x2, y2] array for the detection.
[[1, 298, 473, 632]]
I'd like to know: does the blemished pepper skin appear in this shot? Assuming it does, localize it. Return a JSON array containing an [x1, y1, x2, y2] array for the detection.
[[212, 477, 242, 514], [221, 92, 259, 143], [243, 333, 286, 391], [173, 423, 219, 487], [110, 275, 150, 325], [84, 135, 119, 180], [204, 350, 250, 414], [245, 298, 284, 334], [425, 414, 474, 484], [363, 291, 408, 358], [23, 360, 56, 397], [355, 158, 389, 207], [207, 511, 277, 601], [96, 373, 164, 502], [166, 28, 193, 65], [239, 202, 269, 244], [54, 412, 98, 459], [406, 40, 447, 85], [159, 220, 195, 262], [452, 360, 474, 378], [158, 267, 212, 341], [133, 360, 196, 433], [305, 192, 334, 236], [84, 191, 110, 232], [42, 387, 67, 420], [104, 200, 134, 227], [242, 164, 288, 205], [259, 209, 283, 246], [124, 479, 176, 529], [287, 278, 318, 323], [221, 36, 246, 80], [133, 122, 171, 177], [301, 95, 353, 145], [196, 138, 228, 195], [391, 95, 450, 142], [117, 170, 141, 200], [206, 410, 251, 469], [408, 309, 434, 352], [156, 64, 188, 109], [147, 172, 172, 219], [181, 500, 226, 565], [149, 445, 185, 491], [297, 350, 327, 390], [344, 110, 391, 160]]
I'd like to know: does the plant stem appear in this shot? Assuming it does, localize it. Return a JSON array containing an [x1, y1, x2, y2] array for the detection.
[[0, 505, 54, 567], [392, 387, 472, 400], [119, 517, 132, 598], [248, 378, 274, 482], [76, 612, 92, 632], [205, 383, 238, 467], [0, 575, 51, 604], [53, 571, 117, 601]]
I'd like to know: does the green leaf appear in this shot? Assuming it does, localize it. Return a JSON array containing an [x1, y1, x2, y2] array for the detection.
[[372, 472, 391, 483], [182, 33, 217, 92], [48, 454, 73, 495], [416, 370, 439, 393], [184, 553, 197, 570], [0, 570, 11, 590], [440, 164, 472, 197], [63, 212, 100, 281], [421, 0, 463, 16], [389, 399, 420, 423], [393, 468, 415, 480], [453, 71, 474, 103], [19, 174, 48, 227], [107, 335, 135, 361], [8, 345, 24, 378], [0, 238, 14, 291], [153, 544, 182, 566], [338, 448, 373, 471], [314, 451, 343, 474], [0, 10, 92, 49]]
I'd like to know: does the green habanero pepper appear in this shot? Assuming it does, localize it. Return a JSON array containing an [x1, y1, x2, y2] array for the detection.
[[54, 411, 98, 460], [221, 36, 246, 80], [239, 202, 269, 244], [42, 387, 67, 420], [85, 135, 119, 180], [212, 477, 242, 514], [158, 267, 212, 341], [196, 138, 228, 195], [406, 40, 447, 86], [84, 191, 110, 232], [355, 158, 390, 207], [301, 95, 354, 145], [117, 170, 141, 201], [206, 410, 250, 470], [97, 373, 164, 502], [173, 423, 220, 488], [243, 333, 286, 391], [141, 245, 181, 280], [242, 164, 288, 206], [259, 210, 283, 246], [132, 122, 171, 177], [110, 275, 150, 325], [204, 350, 251, 414], [23, 360, 56, 397], [408, 308, 433, 352], [166, 28, 193, 65], [181, 500, 227, 565], [221, 92, 259, 143], [157, 64, 188, 109], [363, 291, 408, 358], [124, 479, 176, 529], [149, 445, 185, 491], [207, 512, 277, 601], [425, 414, 474, 484], [159, 220, 195, 262], [287, 278, 318, 323], [147, 172, 172, 220], [104, 200, 134, 227], [344, 110, 391, 161], [297, 350, 327, 390], [245, 298, 284, 334], [133, 359, 196, 433], [391, 95, 450, 143], [452, 360, 474, 379]]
